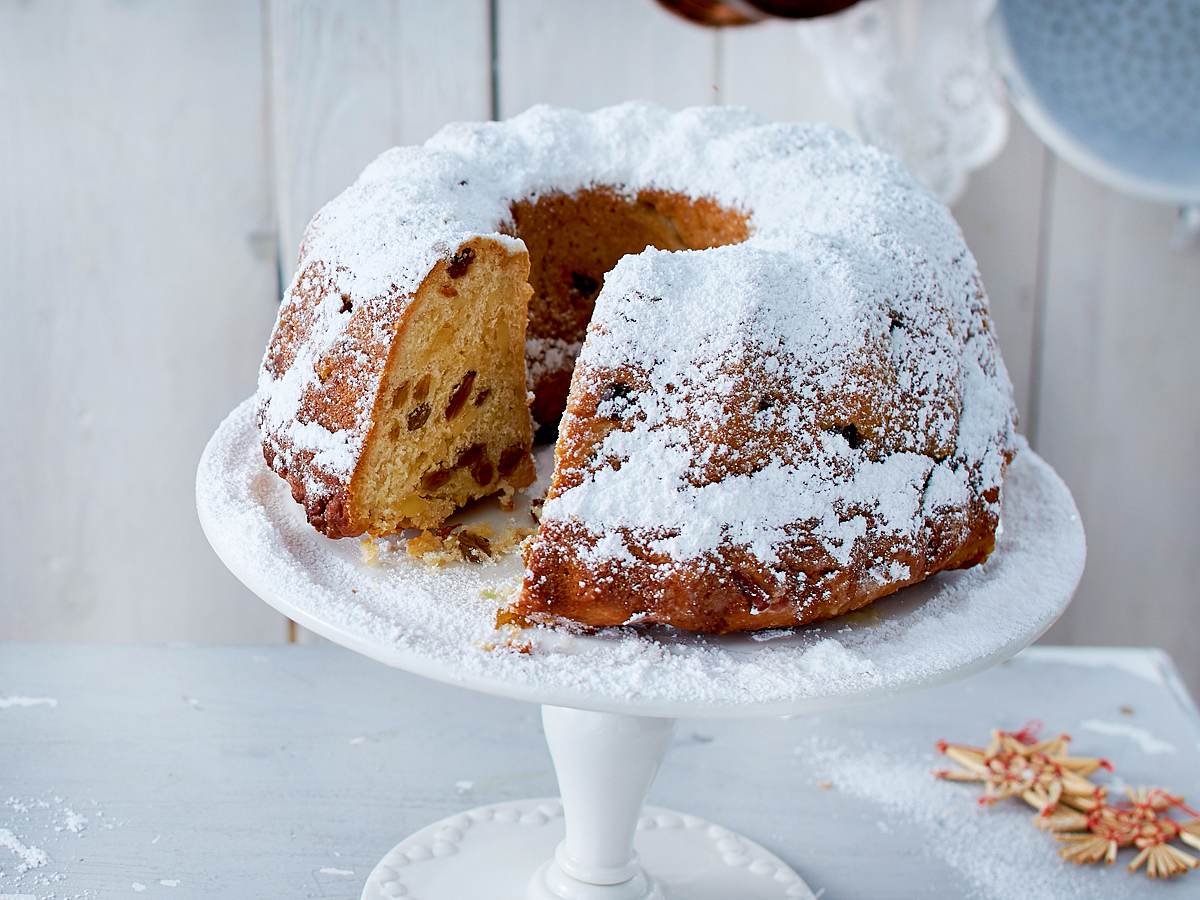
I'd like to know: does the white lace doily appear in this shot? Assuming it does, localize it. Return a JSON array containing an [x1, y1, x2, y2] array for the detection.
[[801, 0, 1009, 205]]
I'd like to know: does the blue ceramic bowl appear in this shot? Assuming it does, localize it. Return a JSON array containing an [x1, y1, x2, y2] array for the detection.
[[991, 0, 1200, 204]]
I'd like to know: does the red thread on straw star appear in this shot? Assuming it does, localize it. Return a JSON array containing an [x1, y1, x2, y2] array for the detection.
[[935, 724, 1106, 815], [934, 724, 1196, 882]]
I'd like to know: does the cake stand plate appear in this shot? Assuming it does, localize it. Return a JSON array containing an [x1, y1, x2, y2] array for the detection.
[[362, 799, 812, 900], [197, 398, 1085, 899]]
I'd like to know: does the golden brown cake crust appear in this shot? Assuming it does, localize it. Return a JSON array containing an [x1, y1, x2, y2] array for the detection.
[[515, 240, 1016, 633], [521, 520, 995, 634], [517, 343, 1009, 633], [259, 258, 378, 538]]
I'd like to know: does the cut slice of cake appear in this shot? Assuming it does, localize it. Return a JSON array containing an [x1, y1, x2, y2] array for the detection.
[[258, 236, 536, 537]]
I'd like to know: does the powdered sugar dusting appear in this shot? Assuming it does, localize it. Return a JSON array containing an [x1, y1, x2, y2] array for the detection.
[[542, 187, 1013, 574], [256, 101, 1014, 523], [198, 401, 1083, 716], [797, 734, 1117, 899], [1, 793, 114, 897], [525, 336, 581, 390], [0, 697, 57, 710], [0, 830, 47, 874], [56, 810, 87, 835]]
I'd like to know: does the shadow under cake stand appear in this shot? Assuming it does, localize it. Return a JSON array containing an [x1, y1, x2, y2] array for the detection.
[[197, 398, 1085, 900]]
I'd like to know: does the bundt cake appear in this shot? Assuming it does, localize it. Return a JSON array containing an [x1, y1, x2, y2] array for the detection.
[[257, 102, 1017, 634]]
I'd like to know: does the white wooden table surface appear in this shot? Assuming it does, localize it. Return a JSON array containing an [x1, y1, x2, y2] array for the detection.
[[2, 644, 1198, 900]]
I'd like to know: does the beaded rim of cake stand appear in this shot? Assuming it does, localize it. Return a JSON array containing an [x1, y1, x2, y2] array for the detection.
[[362, 798, 813, 900]]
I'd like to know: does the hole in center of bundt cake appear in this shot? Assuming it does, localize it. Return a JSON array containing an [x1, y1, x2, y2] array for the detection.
[[506, 187, 750, 435]]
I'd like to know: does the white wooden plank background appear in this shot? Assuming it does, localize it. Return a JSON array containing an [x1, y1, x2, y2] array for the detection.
[[1, 2, 1196, 691], [952, 116, 1048, 423], [0, 0, 283, 642], [269, 0, 492, 268], [496, 0, 717, 114], [1037, 160, 1200, 655]]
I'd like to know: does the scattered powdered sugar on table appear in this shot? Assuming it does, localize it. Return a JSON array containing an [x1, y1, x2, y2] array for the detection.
[[1, 794, 110, 898], [55, 810, 87, 835], [796, 734, 1119, 899], [0, 831, 47, 874], [0, 698, 57, 710], [198, 401, 1083, 715], [1080, 719, 1177, 756], [318, 867, 355, 877]]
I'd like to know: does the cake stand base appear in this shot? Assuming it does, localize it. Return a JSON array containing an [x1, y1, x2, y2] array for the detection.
[[361, 799, 813, 900], [361, 706, 815, 900]]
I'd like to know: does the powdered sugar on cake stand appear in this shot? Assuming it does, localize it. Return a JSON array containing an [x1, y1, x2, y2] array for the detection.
[[198, 397, 1082, 718], [196, 397, 1084, 899]]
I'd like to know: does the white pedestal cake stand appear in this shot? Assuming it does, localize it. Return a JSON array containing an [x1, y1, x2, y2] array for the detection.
[[197, 399, 1085, 900]]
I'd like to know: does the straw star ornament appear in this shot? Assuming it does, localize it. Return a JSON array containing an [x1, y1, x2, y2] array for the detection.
[[934, 724, 1109, 814], [935, 722, 1198, 881]]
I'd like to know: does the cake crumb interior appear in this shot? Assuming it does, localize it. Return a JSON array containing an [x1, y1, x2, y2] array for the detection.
[[357, 240, 535, 533], [509, 187, 751, 431]]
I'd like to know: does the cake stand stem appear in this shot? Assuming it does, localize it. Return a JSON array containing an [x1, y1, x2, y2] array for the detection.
[[361, 703, 813, 899], [529, 705, 675, 900]]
